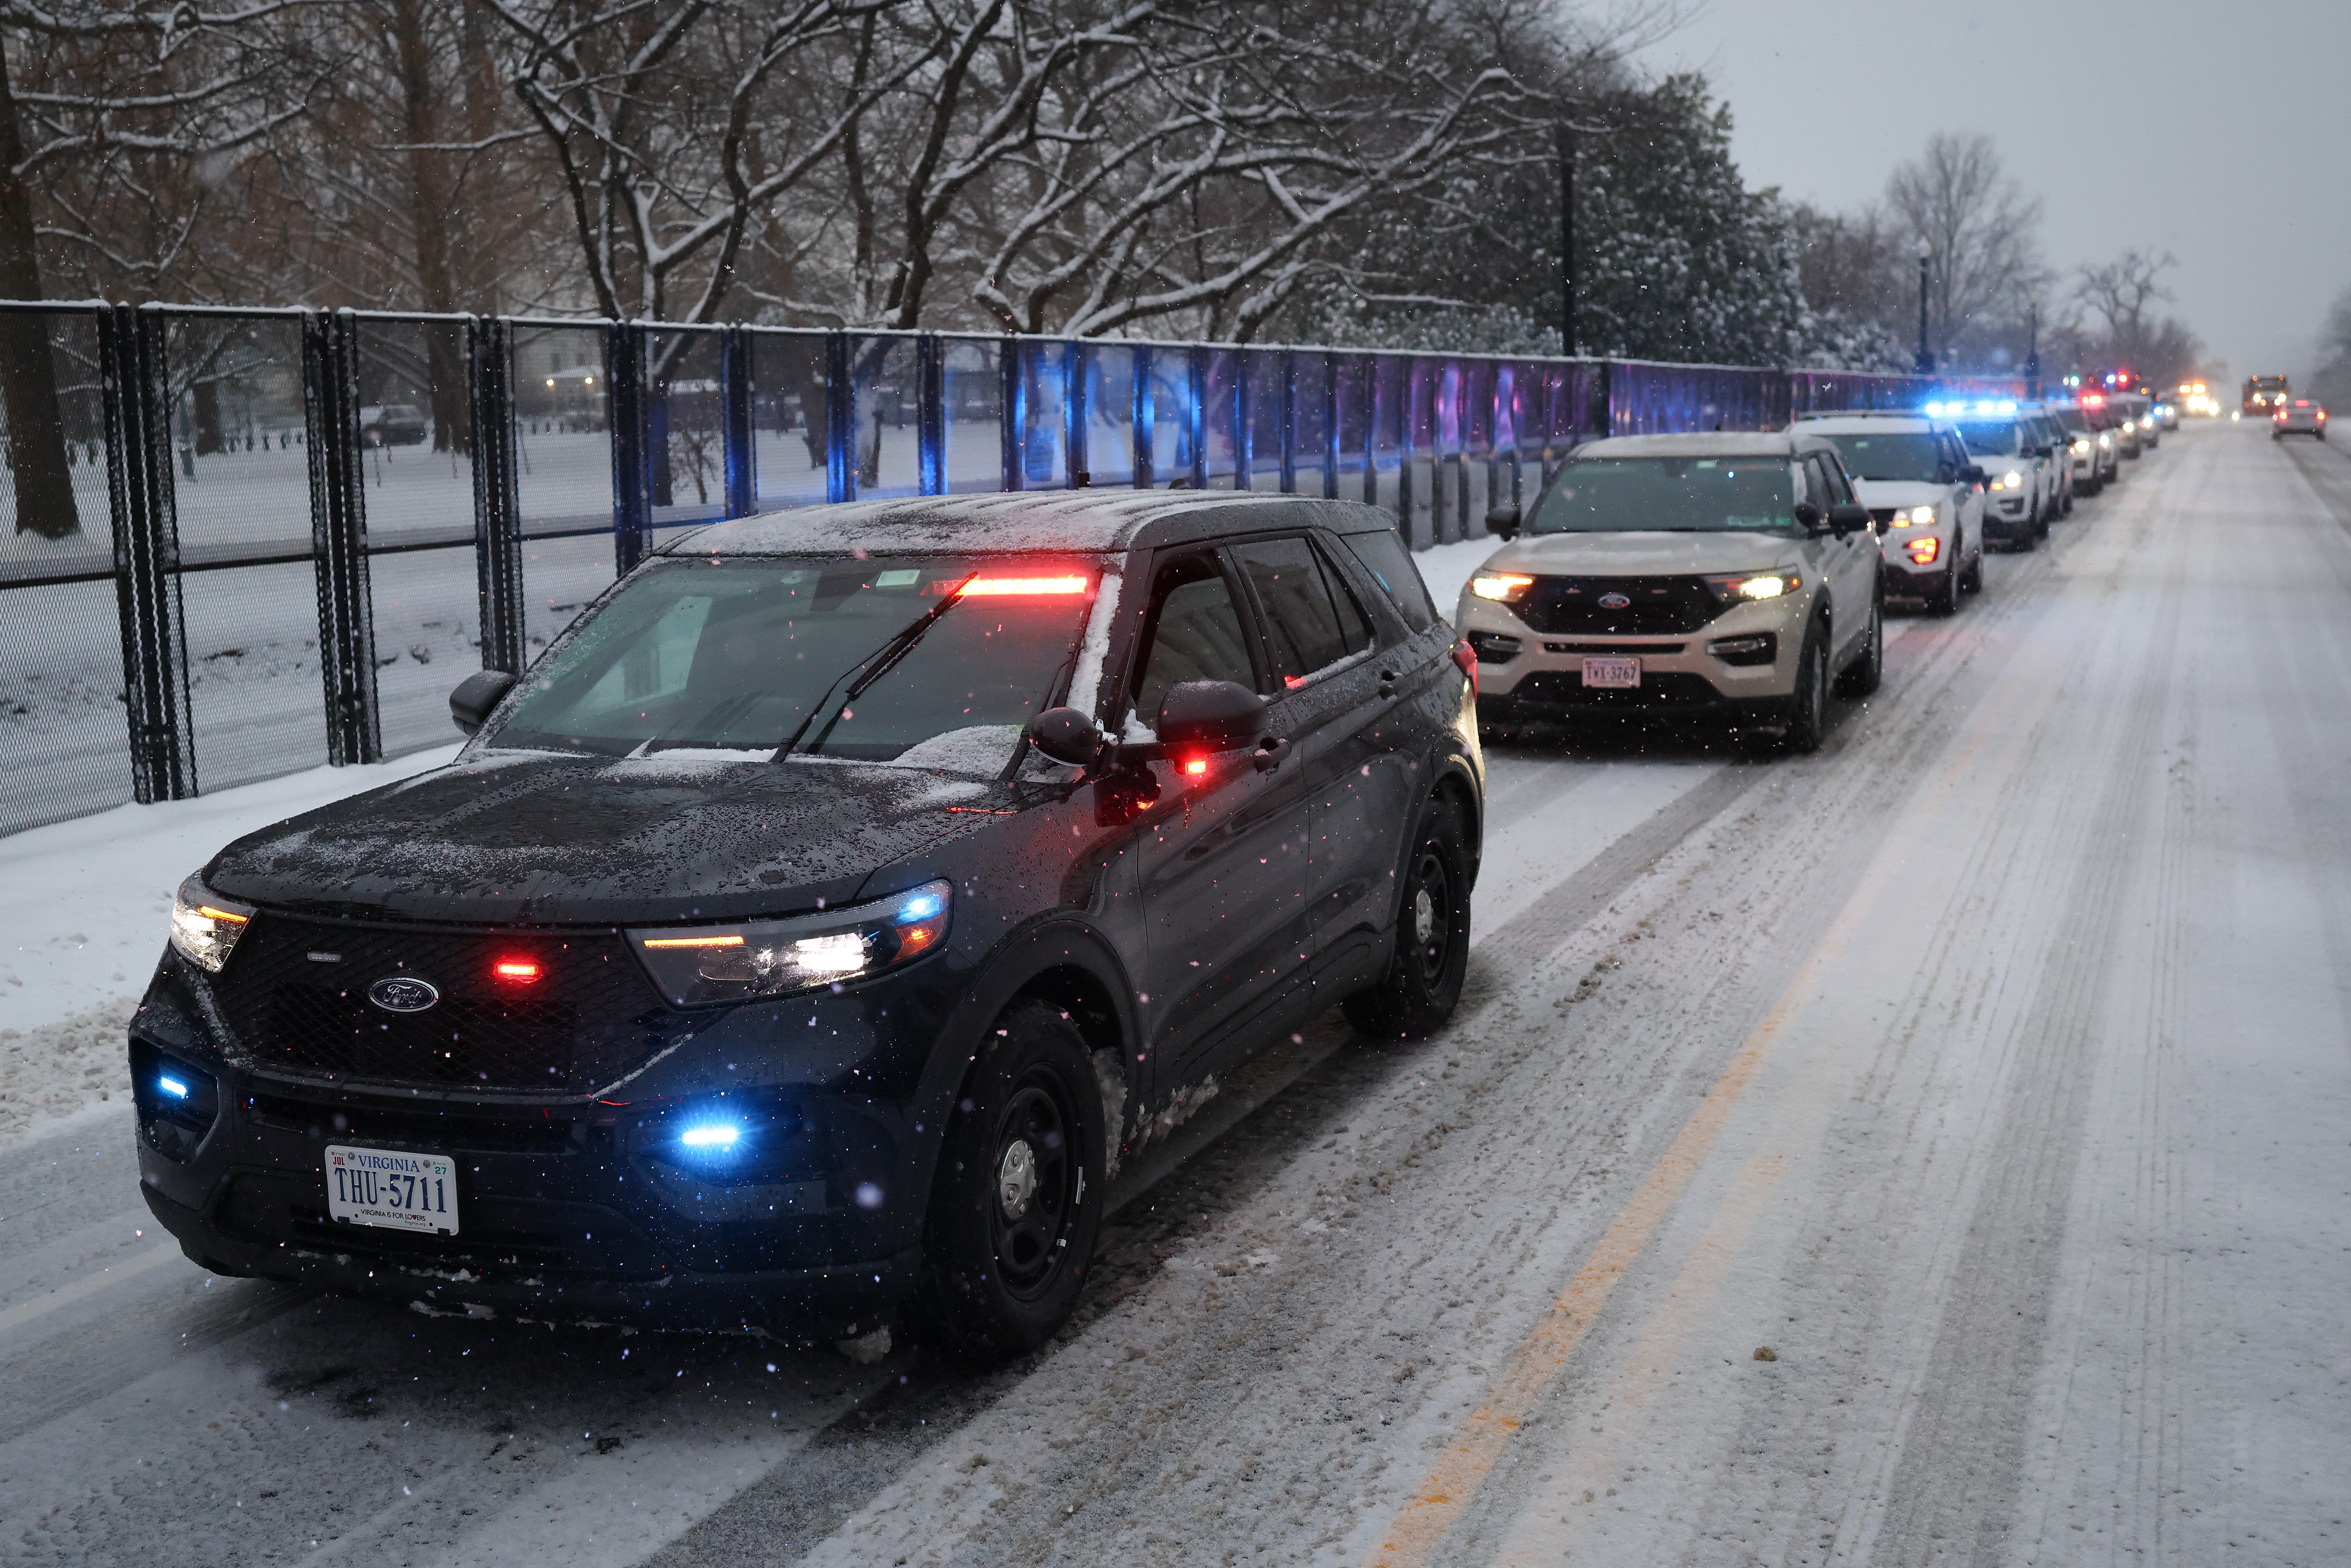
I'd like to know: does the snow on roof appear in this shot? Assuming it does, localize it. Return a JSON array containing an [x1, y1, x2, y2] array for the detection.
[[1573, 432, 1822, 458], [669, 490, 1321, 557]]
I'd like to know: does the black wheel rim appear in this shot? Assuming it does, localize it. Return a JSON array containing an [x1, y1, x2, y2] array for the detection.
[[1405, 843, 1457, 988], [987, 1070, 1079, 1301]]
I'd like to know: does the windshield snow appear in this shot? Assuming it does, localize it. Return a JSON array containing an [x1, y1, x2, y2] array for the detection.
[[1526, 457, 1799, 534], [489, 555, 1096, 764]]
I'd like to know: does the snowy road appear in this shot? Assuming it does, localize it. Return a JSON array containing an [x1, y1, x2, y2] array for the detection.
[[4, 420, 2347, 1565]]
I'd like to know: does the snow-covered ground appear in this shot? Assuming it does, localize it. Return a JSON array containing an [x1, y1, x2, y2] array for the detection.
[[15, 431, 2336, 1567], [0, 747, 457, 1147]]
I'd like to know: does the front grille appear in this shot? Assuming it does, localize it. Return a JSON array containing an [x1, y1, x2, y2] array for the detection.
[[1541, 641, 1685, 655], [212, 915, 674, 1095], [1513, 576, 1720, 636]]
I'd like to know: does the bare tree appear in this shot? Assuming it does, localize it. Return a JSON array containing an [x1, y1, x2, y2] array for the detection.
[[1885, 131, 2045, 364], [0, 0, 309, 536], [2074, 246, 2193, 378]]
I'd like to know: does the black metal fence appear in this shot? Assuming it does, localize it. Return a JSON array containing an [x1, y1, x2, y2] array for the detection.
[[0, 300, 1961, 838]]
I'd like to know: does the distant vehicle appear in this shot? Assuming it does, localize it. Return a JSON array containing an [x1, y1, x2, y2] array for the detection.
[[1946, 402, 2057, 547], [1796, 412, 1989, 614], [2244, 376, 2290, 416], [2022, 408, 2077, 514], [2274, 398, 2328, 440], [1467, 430, 1883, 752], [133, 492, 1482, 1356], [2174, 381, 2219, 418], [2152, 399, 2178, 432], [360, 403, 430, 447]]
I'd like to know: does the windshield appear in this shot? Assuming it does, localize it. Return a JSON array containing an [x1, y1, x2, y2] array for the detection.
[[489, 555, 1096, 765], [1526, 457, 1797, 535], [1812, 431, 1946, 483], [1955, 421, 2023, 456], [2051, 407, 2089, 433]]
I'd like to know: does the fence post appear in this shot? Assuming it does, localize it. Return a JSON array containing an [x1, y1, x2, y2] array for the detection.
[[826, 331, 855, 502], [1186, 347, 1208, 491], [1232, 350, 1252, 491], [1131, 343, 1155, 489], [102, 304, 194, 801], [468, 315, 526, 674], [1277, 349, 1297, 494], [606, 320, 649, 572], [1322, 353, 1340, 501], [719, 324, 758, 516], [303, 309, 380, 766], [1065, 341, 1088, 487], [915, 333, 944, 497]]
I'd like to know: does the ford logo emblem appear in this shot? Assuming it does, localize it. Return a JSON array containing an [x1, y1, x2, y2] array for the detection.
[[368, 976, 441, 1014], [1598, 592, 1632, 609]]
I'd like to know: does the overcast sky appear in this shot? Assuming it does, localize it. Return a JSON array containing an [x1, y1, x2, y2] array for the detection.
[[1629, 0, 2349, 382]]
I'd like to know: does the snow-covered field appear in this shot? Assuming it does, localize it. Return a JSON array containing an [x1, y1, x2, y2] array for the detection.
[[12, 430, 2334, 1567]]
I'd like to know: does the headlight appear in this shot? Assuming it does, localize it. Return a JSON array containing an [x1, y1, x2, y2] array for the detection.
[[2097, 434, 2112, 449], [1897, 506, 1936, 527], [2071, 438, 2091, 453], [169, 875, 254, 973], [1996, 471, 2024, 490], [1702, 571, 1800, 603], [1469, 573, 1535, 602], [627, 880, 951, 1007]]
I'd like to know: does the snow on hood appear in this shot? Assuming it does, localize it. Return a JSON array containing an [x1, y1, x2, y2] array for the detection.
[[1470, 530, 1802, 579], [203, 748, 1013, 926], [1851, 480, 1953, 510]]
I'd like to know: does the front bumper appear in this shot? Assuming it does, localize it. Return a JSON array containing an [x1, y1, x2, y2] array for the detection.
[[1461, 592, 1805, 724], [129, 957, 946, 1338], [1877, 530, 1955, 590]]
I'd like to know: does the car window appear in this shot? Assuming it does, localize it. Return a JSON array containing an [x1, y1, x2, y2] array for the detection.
[[1231, 535, 1362, 686], [1132, 556, 1255, 725], [1526, 457, 1799, 535], [1337, 527, 1437, 632], [1810, 431, 1943, 483], [1312, 537, 1377, 655], [1803, 455, 1838, 508]]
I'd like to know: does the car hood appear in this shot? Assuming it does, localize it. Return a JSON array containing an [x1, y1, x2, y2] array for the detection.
[[1851, 480, 1950, 511], [203, 748, 1016, 926], [1473, 530, 1800, 579]]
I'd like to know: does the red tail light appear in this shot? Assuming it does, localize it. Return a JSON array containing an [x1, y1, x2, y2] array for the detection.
[[1453, 638, 1478, 697]]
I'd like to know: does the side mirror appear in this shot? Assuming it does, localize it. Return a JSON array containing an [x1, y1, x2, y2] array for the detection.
[[1826, 501, 1873, 538], [1793, 500, 1825, 534], [2034, 443, 2054, 459], [1024, 706, 1108, 768], [1484, 503, 1521, 541], [449, 669, 517, 737], [1155, 679, 1269, 754], [1960, 464, 1988, 487]]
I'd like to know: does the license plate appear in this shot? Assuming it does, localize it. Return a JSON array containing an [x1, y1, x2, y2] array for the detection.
[[325, 1144, 459, 1234], [1582, 656, 1641, 689]]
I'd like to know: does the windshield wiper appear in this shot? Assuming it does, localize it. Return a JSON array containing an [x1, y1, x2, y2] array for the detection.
[[780, 570, 978, 756]]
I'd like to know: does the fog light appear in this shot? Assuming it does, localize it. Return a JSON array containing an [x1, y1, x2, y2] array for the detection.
[[679, 1121, 741, 1152], [1906, 536, 1941, 566], [1707, 633, 1777, 667], [132, 1040, 218, 1162]]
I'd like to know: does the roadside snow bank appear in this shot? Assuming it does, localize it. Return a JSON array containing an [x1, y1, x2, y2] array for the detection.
[[1413, 536, 1502, 623], [0, 744, 461, 1147]]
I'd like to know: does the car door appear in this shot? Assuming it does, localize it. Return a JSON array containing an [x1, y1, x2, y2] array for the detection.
[[1808, 453, 1875, 659], [1942, 432, 1984, 561], [1225, 531, 1418, 995], [1123, 546, 1316, 1092]]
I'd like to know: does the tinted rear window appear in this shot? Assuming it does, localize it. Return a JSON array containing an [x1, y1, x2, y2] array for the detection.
[[1337, 527, 1438, 631]]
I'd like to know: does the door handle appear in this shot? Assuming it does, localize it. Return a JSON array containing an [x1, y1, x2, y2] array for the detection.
[[1378, 668, 1400, 692], [1253, 736, 1292, 773]]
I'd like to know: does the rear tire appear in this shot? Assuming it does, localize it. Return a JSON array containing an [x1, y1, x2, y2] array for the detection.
[[916, 1000, 1107, 1363], [1344, 797, 1471, 1041], [1833, 592, 1882, 698]]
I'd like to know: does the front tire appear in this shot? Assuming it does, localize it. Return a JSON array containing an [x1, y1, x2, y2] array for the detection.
[[1344, 797, 1471, 1040], [1924, 551, 1959, 616], [1834, 591, 1882, 698], [1779, 625, 1830, 754], [917, 1000, 1107, 1363]]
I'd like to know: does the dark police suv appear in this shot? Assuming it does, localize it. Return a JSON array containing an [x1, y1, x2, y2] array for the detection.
[[133, 493, 1482, 1359]]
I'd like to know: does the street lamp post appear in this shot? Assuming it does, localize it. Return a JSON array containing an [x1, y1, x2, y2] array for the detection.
[[2024, 297, 2040, 400], [1557, 122, 1576, 358], [1914, 249, 1935, 377]]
